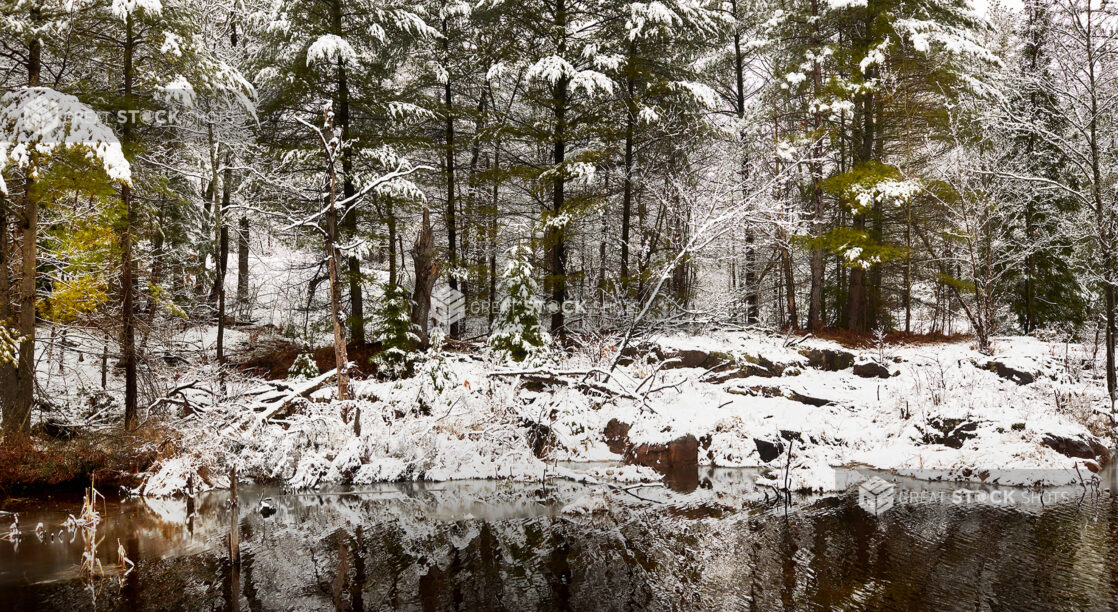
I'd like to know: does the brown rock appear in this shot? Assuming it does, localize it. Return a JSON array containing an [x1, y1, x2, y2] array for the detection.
[[853, 361, 892, 379], [603, 419, 632, 455], [625, 434, 699, 472], [798, 348, 855, 371], [1041, 434, 1110, 464]]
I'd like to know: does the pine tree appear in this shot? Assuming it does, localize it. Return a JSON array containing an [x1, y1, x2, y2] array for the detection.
[[489, 244, 550, 362], [372, 282, 420, 378]]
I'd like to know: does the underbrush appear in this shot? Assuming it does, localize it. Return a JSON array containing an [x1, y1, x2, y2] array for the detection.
[[0, 427, 165, 493]]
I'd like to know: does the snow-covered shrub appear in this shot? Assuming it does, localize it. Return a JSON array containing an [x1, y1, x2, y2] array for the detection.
[[489, 244, 550, 362], [288, 352, 319, 380], [372, 282, 420, 378]]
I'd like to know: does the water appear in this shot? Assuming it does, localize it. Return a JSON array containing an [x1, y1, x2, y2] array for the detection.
[[3, 466, 1118, 610]]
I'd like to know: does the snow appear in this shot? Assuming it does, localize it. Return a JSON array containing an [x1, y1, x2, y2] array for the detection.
[[112, 0, 162, 20], [0, 87, 131, 194], [139, 328, 1113, 497], [306, 34, 357, 67]]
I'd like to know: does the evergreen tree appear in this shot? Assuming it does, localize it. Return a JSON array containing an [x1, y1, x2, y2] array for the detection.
[[489, 244, 550, 362], [372, 281, 421, 378]]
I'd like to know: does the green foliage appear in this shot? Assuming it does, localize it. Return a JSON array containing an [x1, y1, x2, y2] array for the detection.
[[813, 226, 907, 270], [937, 273, 977, 294], [288, 352, 320, 381], [489, 244, 550, 363], [372, 283, 419, 379]]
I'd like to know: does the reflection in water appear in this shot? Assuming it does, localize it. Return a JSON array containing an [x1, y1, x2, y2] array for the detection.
[[2, 468, 1118, 610]]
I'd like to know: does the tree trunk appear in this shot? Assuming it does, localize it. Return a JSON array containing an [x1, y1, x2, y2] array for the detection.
[[5, 11, 42, 435], [807, 0, 825, 331], [620, 65, 636, 288], [121, 15, 138, 430], [331, 0, 364, 345], [410, 209, 439, 349], [546, 0, 569, 339], [237, 215, 249, 317], [442, 19, 460, 339], [10, 184, 36, 435], [325, 195, 349, 401], [385, 197, 397, 288], [0, 202, 14, 428]]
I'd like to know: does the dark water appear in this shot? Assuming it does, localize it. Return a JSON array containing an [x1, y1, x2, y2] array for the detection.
[[2, 466, 1118, 611]]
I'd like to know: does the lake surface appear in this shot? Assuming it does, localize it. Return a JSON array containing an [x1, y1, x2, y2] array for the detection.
[[2, 465, 1118, 610]]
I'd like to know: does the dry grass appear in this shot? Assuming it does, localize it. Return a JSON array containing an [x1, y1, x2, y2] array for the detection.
[[809, 327, 972, 349]]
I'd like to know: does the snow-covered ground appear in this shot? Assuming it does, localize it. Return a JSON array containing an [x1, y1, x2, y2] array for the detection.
[[135, 328, 1114, 497]]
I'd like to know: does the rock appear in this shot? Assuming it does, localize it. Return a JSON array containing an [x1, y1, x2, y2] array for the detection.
[[740, 353, 785, 376], [624, 434, 699, 473], [1041, 433, 1110, 464], [660, 349, 738, 371], [982, 360, 1035, 385], [786, 390, 836, 407], [779, 430, 804, 444], [619, 342, 661, 365], [920, 417, 980, 449], [726, 384, 836, 406], [603, 419, 631, 455], [754, 438, 784, 463], [853, 361, 892, 379], [706, 364, 777, 384], [798, 348, 856, 371], [662, 349, 710, 369]]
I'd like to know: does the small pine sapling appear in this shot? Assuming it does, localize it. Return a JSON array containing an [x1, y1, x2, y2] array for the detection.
[[372, 282, 420, 378], [489, 244, 550, 363], [288, 351, 320, 381]]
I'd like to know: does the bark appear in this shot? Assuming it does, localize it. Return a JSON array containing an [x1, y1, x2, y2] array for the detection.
[[237, 215, 249, 315], [121, 15, 138, 430], [732, 0, 758, 324], [488, 142, 499, 328], [546, 0, 569, 338], [325, 188, 349, 401], [442, 18, 460, 338], [410, 209, 439, 349], [10, 182, 36, 434], [5, 10, 42, 435], [807, 0, 825, 331], [210, 151, 231, 304], [0, 201, 14, 427], [620, 61, 636, 287], [331, 0, 364, 345], [384, 197, 397, 287]]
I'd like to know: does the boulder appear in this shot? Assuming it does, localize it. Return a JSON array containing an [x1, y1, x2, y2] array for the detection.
[[660, 349, 737, 371], [726, 384, 836, 406], [603, 419, 631, 455], [1041, 433, 1110, 464], [853, 361, 892, 379], [624, 434, 699, 473], [786, 390, 837, 407], [754, 438, 784, 463], [706, 364, 777, 384], [799, 348, 856, 371], [982, 360, 1035, 385], [919, 417, 980, 449]]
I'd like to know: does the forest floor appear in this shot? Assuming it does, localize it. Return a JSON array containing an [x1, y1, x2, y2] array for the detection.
[[107, 327, 1114, 497]]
